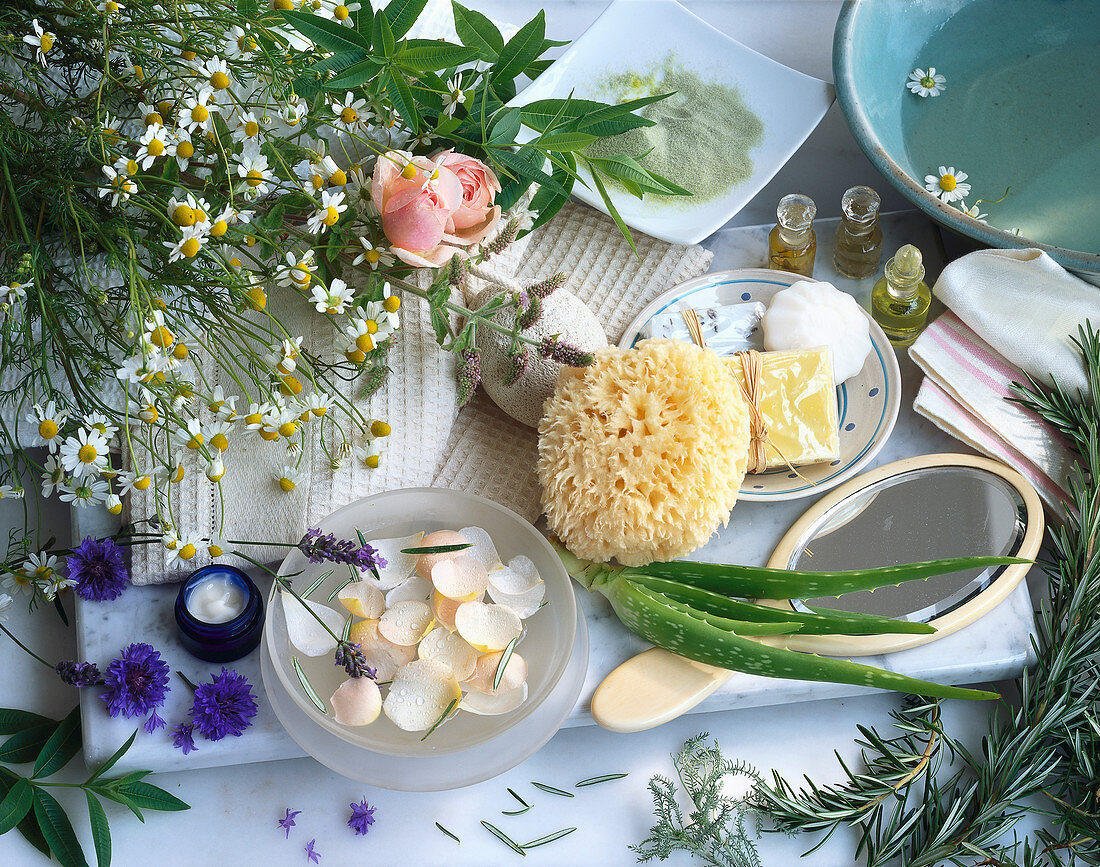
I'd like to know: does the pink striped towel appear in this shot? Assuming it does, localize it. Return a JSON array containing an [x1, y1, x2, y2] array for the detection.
[[910, 311, 1075, 517]]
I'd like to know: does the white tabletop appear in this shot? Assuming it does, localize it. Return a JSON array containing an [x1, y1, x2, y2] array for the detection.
[[0, 2, 1046, 865]]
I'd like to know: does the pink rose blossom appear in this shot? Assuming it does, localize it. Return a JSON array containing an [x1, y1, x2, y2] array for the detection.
[[371, 150, 465, 267], [433, 149, 502, 246]]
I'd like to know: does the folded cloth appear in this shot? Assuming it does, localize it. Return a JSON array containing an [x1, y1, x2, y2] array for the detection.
[[932, 248, 1100, 398], [911, 310, 1076, 516]]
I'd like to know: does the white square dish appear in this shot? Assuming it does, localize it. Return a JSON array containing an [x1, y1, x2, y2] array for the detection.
[[511, 0, 834, 244]]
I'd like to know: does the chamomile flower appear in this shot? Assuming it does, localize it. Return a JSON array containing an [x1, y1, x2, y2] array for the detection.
[[205, 457, 226, 481], [272, 337, 304, 374], [232, 111, 264, 145], [302, 392, 331, 417], [310, 278, 354, 315], [325, 0, 361, 25], [907, 67, 946, 98], [42, 571, 76, 601], [361, 296, 400, 338], [164, 225, 209, 262], [175, 418, 205, 450], [99, 164, 137, 207], [166, 532, 204, 568], [23, 19, 55, 67], [180, 90, 217, 134], [199, 56, 233, 92], [41, 456, 67, 497], [2, 280, 28, 307], [441, 74, 468, 118], [306, 189, 347, 234], [924, 166, 970, 203], [59, 428, 109, 477], [278, 250, 316, 291], [0, 484, 24, 500], [293, 150, 340, 192], [959, 201, 988, 223], [206, 534, 229, 558], [22, 553, 60, 590], [2, 567, 34, 596], [236, 144, 273, 198], [138, 124, 175, 169], [332, 92, 370, 136], [344, 318, 377, 356], [170, 128, 195, 171], [352, 440, 381, 468], [224, 25, 257, 59], [207, 386, 239, 420], [60, 478, 110, 508], [116, 470, 153, 496], [282, 96, 308, 128], [207, 206, 235, 239], [243, 401, 273, 431], [26, 401, 67, 452], [97, 0, 124, 15], [275, 465, 305, 492], [352, 238, 394, 269], [104, 493, 123, 516], [270, 406, 301, 439], [206, 420, 233, 453], [137, 101, 163, 127], [83, 412, 119, 440]]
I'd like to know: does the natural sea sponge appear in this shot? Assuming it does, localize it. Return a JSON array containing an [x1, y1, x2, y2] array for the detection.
[[538, 339, 751, 566]]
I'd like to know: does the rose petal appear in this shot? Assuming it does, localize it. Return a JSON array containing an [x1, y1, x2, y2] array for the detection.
[[466, 650, 527, 695], [338, 581, 386, 620], [366, 532, 423, 590], [454, 600, 522, 652], [378, 600, 434, 646], [431, 555, 490, 601], [415, 529, 469, 580], [330, 677, 383, 726], [385, 575, 433, 608], [281, 591, 343, 657], [431, 590, 470, 631], [348, 619, 416, 681], [418, 626, 478, 682], [458, 526, 502, 572], [461, 683, 527, 716], [382, 659, 461, 732], [488, 555, 541, 594]]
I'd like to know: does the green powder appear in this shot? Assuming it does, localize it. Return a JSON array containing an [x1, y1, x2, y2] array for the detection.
[[586, 54, 764, 203]]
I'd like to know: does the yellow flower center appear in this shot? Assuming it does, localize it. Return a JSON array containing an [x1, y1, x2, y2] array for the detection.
[[244, 120, 260, 137], [210, 71, 230, 90], [291, 265, 311, 285], [400, 162, 417, 180], [364, 249, 381, 264], [172, 204, 196, 227], [383, 295, 400, 313], [245, 235, 257, 246], [321, 206, 340, 226], [102, 126, 119, 144], [211, 433, 229, 451], [177, 140, 195, 159], [245, 287, 267, 310], [186, 433, 204, 449], [135, 475, 152, 490], [311, 405, 327, 417], [355, 333, 375, 353], [107, 499, 123, 515], [921, 75, 936, 88], [78, 444, 98, 463], [278, 477, 296, 492], [149, 324, 174, 347], [340, 106, 358, 124], [238, 34, 257, 51], [132, 64, 144, 81], [171, 465, 185, 482], [182, 49, 197, 60], [365, 319, 378, 334], [939, 174, 957, 192], [38, 419, 58, 439], [126, 158, 139, 175], [335, 4, 350, 19], [140, 405, 158, 423], [191, 104, 210, 123], [40, 33, 54, 53], [278, 421, 297, 438], [311, 173, 324, 190], [181, 237, 201, 258], [172, 343, 189, 360], [370, 420, 391, 438], [345, 348, 366, 363], [105, 1, 119, 12], [157, 100, 173, 117], [194, 209, 207, 224], [208, 543, 224, 557], [246, 169, 264, 187], [274, 0, 294, 10], [147, 138, 164, 156], [329, 169, 347, 186], [365, 455, 380, 469], [280, 375, 303, 396], [210, 219, 228, 237], [260, 428, 279, 441], [144, 111, 162, 127], [179, 543, 197, 560]]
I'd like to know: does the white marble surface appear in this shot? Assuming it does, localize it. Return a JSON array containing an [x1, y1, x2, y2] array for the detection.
[[1, 2, 1050, 865]]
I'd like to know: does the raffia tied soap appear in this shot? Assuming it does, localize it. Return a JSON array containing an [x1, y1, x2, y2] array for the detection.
[[726, 348, 839, 472]]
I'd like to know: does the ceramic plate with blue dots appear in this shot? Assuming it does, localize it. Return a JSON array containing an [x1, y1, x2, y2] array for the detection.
[[620, 268, 902, 502]]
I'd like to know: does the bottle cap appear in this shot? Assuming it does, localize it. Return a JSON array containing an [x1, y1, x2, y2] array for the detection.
[[776, 194, 816, 232], [841, 186, 881, 226], [892, 244, 924, 280]]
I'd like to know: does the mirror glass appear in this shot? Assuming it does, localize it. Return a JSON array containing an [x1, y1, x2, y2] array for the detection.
[[787, 466, 1027, 622]]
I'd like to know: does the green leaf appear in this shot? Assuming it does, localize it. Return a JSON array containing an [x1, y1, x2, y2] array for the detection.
[[586, 161, 638, 257], [87, 786, 143, 822], [84, 793, 110, 867], [0, 769, 50, 857], [527, 152, 576, 233], [383, 0, 428, 39], [395, 39, 480, 71], [33, 788, 89, 867], [534, 131, 598, 152], [453, 2, 504, 60], [33, 705, 81, 779], [523, 58, 553, 80], [87, 730, 137, 783], [380, 69, 420, 132], [115, 780, 190, 813], [0, 709, 54, 736], [375, 8, 395, 56], [519, 98, 655, 138], [306, 49, 369, 78], [487, 107, 522, 145], [492, 10, 544, 84], [325, 58, 384, 90], [575, 93, 669, 132], [588, 154, 691, 197], [430, 308, 450, 345], [492, 148, 567, 199], [0, 723, 58, 765], [0, 777, 32, 835], [281, 10, 371, 54]]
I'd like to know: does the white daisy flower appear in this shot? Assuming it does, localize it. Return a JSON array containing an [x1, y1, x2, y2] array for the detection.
[[310, 278, 354, 314], [136, 124, 173, 169], [324, 0, 361, 25], [199, 56, 233, 93], [224, 26, 257, 60], [352, 238, 395, 269], [907, 67, 946, 98], [137, 101, 163, 127], [441, 74, 468, 117], [2, 279, 28, 307], [206, 533, 230, 558], [82, 412, 119, 441], [959, 201, 988, 223], [206, 420, 232, 453], [22, 553, 60, 590], [278, 250, 316, 291], [164, 225, 209, 262], [104, 493, 123, 516], [99, 165, 137, 206], [97, 0, 124, 15], [236, 144, 272, 198], [206, 386, 238, 420], [175, 418, 206, 450], [59, 427, 109, 477], [302, 392, 331, 417], [352, 440, 381, 468], [59, 478, 110, 508], [165, 532, 204, 568], [116, 470, 152, 496], [0, 593, 13, 621], [274, 465, 305, 492], [0, 484, 24, 500], [332, 91, 370, 136], [26, 400, 67, 452], [23, 19, 55, 67], [170, 128, 195, 171], [40, 455, 67, 497], [271, 336, 304, 374], [2, 567, 34, 596], [924, 166, 971, 203], [205, 457, 226, 481], [282, 96, 308, 128], [180, 90, 217, 133], [293, 148, 340, 192], [41, 571, 76, 600], [231, 111, 263, 147], [306, 189, 347, 234], [344, 317, 377, 356], [242, 401, 273, 431]]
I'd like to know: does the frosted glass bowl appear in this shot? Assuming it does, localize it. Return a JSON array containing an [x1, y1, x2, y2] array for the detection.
[[263, 488, 577, 758]]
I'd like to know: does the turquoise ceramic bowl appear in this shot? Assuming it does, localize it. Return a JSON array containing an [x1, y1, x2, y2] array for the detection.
[[834, 0, 1100, 283]]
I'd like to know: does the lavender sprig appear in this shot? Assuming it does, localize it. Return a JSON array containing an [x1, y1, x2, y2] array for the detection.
[[333, 641, 377, 679], [55, 659, 102, 687], [504, 348, 531, 387], [517, 295, 542, 330], [527, 271, 567, 299], [457, 347, 481, 407], [297, 529, 387, 573], [539, 336, 596, 367]]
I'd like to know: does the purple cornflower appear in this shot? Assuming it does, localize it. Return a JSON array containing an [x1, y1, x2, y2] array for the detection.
[[100, 643, 170, 732], [189, 668, 258, 741], [305, 838, 321, 864], [456, 347, 481, 408], [55, 659, 101, 687], [68, 537, 129, 602], [170, 722, 198, 755], [347, 799, 376, 836], [143, 708, 166, 733], [539, 336, 595, 367], [297, 529, 387, 574], [334, 641, 376, 679], [277, 807, 301, 839]]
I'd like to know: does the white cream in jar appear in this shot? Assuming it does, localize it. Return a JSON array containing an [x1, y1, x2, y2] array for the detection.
[[186, 577, 247, 624]]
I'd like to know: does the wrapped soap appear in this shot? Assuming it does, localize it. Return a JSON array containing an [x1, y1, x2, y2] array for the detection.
[[726, 347, 839, 472], [642, 302, 766, 355]]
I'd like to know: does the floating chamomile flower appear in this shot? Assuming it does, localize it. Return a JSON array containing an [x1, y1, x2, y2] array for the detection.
[[907, 67, 946, 97], [23, 19, 55, 67], [441, 74, 468, 118], [924, 166, 970, 203], [959, 201, 988, 223], [275, 466, 305, 493], [310, 278, 354, 314]]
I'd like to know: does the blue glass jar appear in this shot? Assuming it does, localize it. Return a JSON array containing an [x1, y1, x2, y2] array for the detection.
[[175, 565, 264, 663]]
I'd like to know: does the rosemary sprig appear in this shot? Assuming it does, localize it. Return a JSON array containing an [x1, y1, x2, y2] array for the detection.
[[752, 324, 1100, 866], [531, 781, 574, 798], [420, 698, 459, 742], [400, 543, 473, 555], [435, 822, 460, 844], [302, 569, 334, 599], [523, 827, 577, 848], [494, 636, 519, 691], [576, 773, 628, 787], [481, 820, 526, 856]]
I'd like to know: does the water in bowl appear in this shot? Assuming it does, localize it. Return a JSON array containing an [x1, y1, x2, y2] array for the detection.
[[900, 0, 1100, 254]]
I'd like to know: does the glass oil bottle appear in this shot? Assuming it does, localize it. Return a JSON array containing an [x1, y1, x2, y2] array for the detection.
[[833, 185, 883, 279], [871, 244, 931, 347], [768, 194, 817, 277]]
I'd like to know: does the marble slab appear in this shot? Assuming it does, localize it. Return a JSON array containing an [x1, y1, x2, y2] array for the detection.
[[75, 210, 1038, 774]]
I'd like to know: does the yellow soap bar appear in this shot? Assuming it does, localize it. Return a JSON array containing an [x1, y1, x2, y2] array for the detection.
[[727, 347, 839, 471]]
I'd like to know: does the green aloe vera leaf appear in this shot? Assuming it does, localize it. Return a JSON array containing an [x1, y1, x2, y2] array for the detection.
[[601, 576, 998, 701], [622, 579, 804, 636], [625, 556, 1028, 600], [625, 573, 934, 635]]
